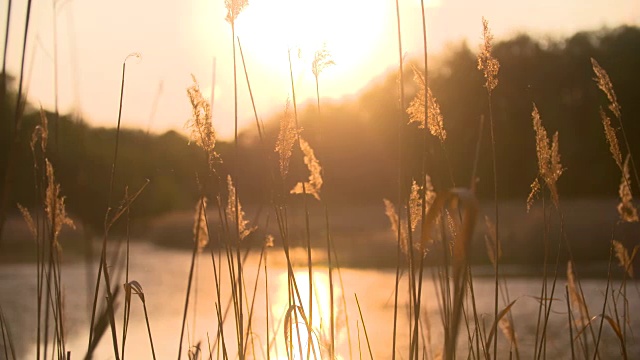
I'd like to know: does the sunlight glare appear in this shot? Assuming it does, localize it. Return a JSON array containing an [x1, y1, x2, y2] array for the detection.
[[272, 271, 344, 359], [234, 0, 386, 82]]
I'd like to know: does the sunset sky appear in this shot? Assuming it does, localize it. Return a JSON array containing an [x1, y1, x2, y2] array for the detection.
[[3, 0, 639, 140]]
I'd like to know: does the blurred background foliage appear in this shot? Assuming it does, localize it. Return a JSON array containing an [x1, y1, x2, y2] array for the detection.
[[1, 26, 639, 238]]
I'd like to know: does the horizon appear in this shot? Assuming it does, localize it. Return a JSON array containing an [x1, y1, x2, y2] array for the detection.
[[2, 0, 639, 140]]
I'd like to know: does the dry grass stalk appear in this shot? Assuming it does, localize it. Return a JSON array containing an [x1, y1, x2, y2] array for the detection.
[[290, 138, 323, 201], [477, 17, 500, 93], [45, 159, 75, 247], [193, 197, 209, 252], [528, 104, 563, 209], [618, 155, 638, 222], [224, 0, 248, 24], [484, 215, 501, 267], [591, 58, 621, 119], [600, 107, 623, 170], [612, 240, 634, 278], [186, 75, 218, 171], [275, 99, 298, 178], [407, 66, 446, 143], [311, 45, 335, 79], [226, 175, 254, 241]]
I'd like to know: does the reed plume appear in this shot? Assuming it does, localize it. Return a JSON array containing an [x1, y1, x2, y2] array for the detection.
[[311, 44, 335, 79], [17, 203, 37, 238], [224, 0, 248, 24], [290, 138, 323, 201], [384, 198, 407, 255], [591, 58, 621, 119], [407, 66, 446, 143], [275, 99, 298, 179], [186, 75, 218, 171], [385, 176, 435, 256], [600, 108, 622, 170], [45, 159, 75, 247], [478, 17, 499, 93], [617, 155, 638, 222], [226, 175, 254, 241], [528, 103, 563, 210], [612, 240, 634, 278], [193, 197, 209, 252]]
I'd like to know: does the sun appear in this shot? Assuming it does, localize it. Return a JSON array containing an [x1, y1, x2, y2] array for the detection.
[[233, 0, 387, 83]]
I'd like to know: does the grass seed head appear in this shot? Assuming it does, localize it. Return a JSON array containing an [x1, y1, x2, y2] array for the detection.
[[407, 66, 446, 142], [226, 175, 255, 242], [225, 0, 248, 24], [186, 75, 219, 171], [613, 240, 634, 278], [275, 99, 298, 178], [17, 204, 37, 238], [617, 155, 638, 222], [312, 44, 335, 79], [478, 17, 500, 93], [45, 160, 75, 248], [290, 138, 323, 201], [591, 58, 621, 119], [383, 198, 407, 255], [530, 103, 562, 209], [600, 107, 622, 170]]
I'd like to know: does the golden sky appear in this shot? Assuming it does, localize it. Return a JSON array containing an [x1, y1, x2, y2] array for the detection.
[[3, 0, 640, 140]]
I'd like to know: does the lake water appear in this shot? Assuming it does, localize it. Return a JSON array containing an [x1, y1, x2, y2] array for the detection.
[[1, 242, 638, 359]]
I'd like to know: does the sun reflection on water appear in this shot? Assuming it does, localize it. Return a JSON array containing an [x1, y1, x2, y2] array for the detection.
[[271, 270, 345, 360]]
